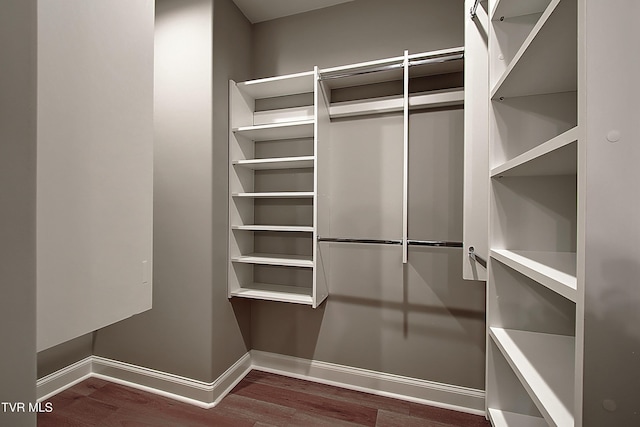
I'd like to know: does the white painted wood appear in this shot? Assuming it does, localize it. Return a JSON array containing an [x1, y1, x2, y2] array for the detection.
[[488, 408, 547, 427], [491, 127, 577, 177], [36, 0, 154, 351], [490, 328, 575, 427], [251, 350, 486, 415], [230, 283, 313, 305], [232, 191, 314, 198], [237, 71, 315, 99], [36, 357, 93, 403], [402, 51, 409, 264], [231, 225, 314, 232], [464, 0, 489, 281], [231, 253, 314, 268], [232, 0, 355, 24], [409, 89, 464, 110], [491, 0, 551, 21], [491, 249, 577, 302], [233, 156, 315, 170], [491, 0, 576, 99], [233, 119, 315, 141], [253, 105, 314, 125]]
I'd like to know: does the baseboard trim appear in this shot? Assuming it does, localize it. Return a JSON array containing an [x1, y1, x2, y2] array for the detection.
[[250, 350, 485, 416], [37, 351, 485, 415]]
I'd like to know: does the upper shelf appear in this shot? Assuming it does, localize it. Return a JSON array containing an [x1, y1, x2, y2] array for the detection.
[[232, 120, 314, 141], [233, 156, 315, 170], [491, 127, 578, 177], [236, 71, 315, 99], [491, 0, 551, 21], [491, 0, 576, 100]]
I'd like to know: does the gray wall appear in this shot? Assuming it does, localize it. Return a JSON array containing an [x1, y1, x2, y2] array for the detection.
[[252, 0, 464, 77], [0, 0, 37, 425], [249, 0, 486, 390], [92, 0, 252, 382]]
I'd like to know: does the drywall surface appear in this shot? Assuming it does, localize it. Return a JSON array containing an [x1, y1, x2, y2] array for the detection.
[[0, 0, 37, 425], [93, 0, 252, 382], [37, 334, 93, 378], [37, 0, 154, 351], [252, 0, 464, 77]]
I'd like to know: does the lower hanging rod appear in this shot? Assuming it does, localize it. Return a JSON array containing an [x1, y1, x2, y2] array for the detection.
[[318, 237, 463, 248]]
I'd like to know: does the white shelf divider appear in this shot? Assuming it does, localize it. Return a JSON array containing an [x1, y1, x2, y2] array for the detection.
[[233, 156, 315, 170], [231, 253, 313, 268], [488, 408, 547, 427], [230, 283, 313, 305], [490, 327, 575, 427], [491, 249, 577, 302], [231, 225, 314, 233], [232, 192, 314, 199], [491, 127, 578, 177], [491, 0, 550, 21], [233, 119, 314, 141], [491, 0, 576, 99]]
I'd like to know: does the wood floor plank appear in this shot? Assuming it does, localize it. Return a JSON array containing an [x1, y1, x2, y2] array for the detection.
[[375, 409, 452, 427], [406, 401, 490, 427], [214, 393, 297, 426]]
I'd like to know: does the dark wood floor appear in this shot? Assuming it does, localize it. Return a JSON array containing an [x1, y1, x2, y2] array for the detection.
[[38, 370, 491, 426]]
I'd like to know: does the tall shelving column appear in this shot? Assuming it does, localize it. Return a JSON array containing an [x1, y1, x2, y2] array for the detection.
[[485, 0, 578, 425], [228, 69, 328, 308]]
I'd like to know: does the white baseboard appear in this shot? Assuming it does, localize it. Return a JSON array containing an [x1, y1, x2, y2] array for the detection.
[[37, 351, 485, 415], [250, 350, 486, 416]]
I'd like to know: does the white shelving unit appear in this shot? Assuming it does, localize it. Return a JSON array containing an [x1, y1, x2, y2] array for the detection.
[[486, 0, 579, 425], [228, 69, 329, 307]]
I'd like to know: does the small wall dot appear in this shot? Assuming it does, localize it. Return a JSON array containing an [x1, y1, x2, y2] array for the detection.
[[607, 130, 621, 143], [603, 399, 617, 412]]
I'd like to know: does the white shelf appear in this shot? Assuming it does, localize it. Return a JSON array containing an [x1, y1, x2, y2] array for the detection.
[[232, 119, 314, 141], [490, 328, 575, 427], [230, 283, 313, 305], [491, 0, 576, 99], [232, 192, 314, 199], [231, 225, 313, 232], [488, 408, 547, 427], [231, 253, 313, 268], [409, 88, 464, 110], [491, 127, 578, 177], [233, 156, 315, 170], [236, 71, 315, 99], [491, 249, 577, 302], [491, 0, 550, 21]]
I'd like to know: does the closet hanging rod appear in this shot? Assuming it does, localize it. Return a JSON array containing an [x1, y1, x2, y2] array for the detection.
[[470, 0, 480, 19], [468, 246, 487, 268], [407, 240, 463, 248], [317, 237, 402, 245], [319, 53, 464, 82]]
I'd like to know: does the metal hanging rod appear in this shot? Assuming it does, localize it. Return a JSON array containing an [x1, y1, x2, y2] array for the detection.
[[468, 246, 487, 268], [317, 237, 463, 248], [470, 0, 481, 19], [319, 53, 464, 82], [408, 240, 463, 248], [317, 237, 402, 245]]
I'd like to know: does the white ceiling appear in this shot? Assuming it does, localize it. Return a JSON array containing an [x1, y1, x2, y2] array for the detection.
[[232, 0, 355, 24]]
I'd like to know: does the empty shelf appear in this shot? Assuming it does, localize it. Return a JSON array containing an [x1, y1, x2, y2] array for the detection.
[[231, 225, 314, 232], [488, 408, 547, 427], [491, 0, 576, 99], [236, 71, 315, 99], [231, 253, 313, 268], [233, 120, 314, 141], [409, 88, 464, 110], [233, 156, 315, 170], [490, 328, 575, 427], [232, 192, 314, 198], [491, 249, 577, 302], [230, 283, 313, 305]]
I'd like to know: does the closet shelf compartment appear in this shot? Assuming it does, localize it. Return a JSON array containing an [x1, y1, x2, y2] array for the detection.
[[236, 71, 315, 99], [487, 408, 547, 427], [490, 327, 575, 427], [232, 120, 315, 141], [231, 253, 313, 268], [491, 249, 577, 302], [490, 0, 550, 21], [232, 192, 314, 199], [491, 0, 576, 100], [233, 156, 315, 170], [231, 225, 314, 233], [229, 283, 313, 305], [491, 127, 578, 177]]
